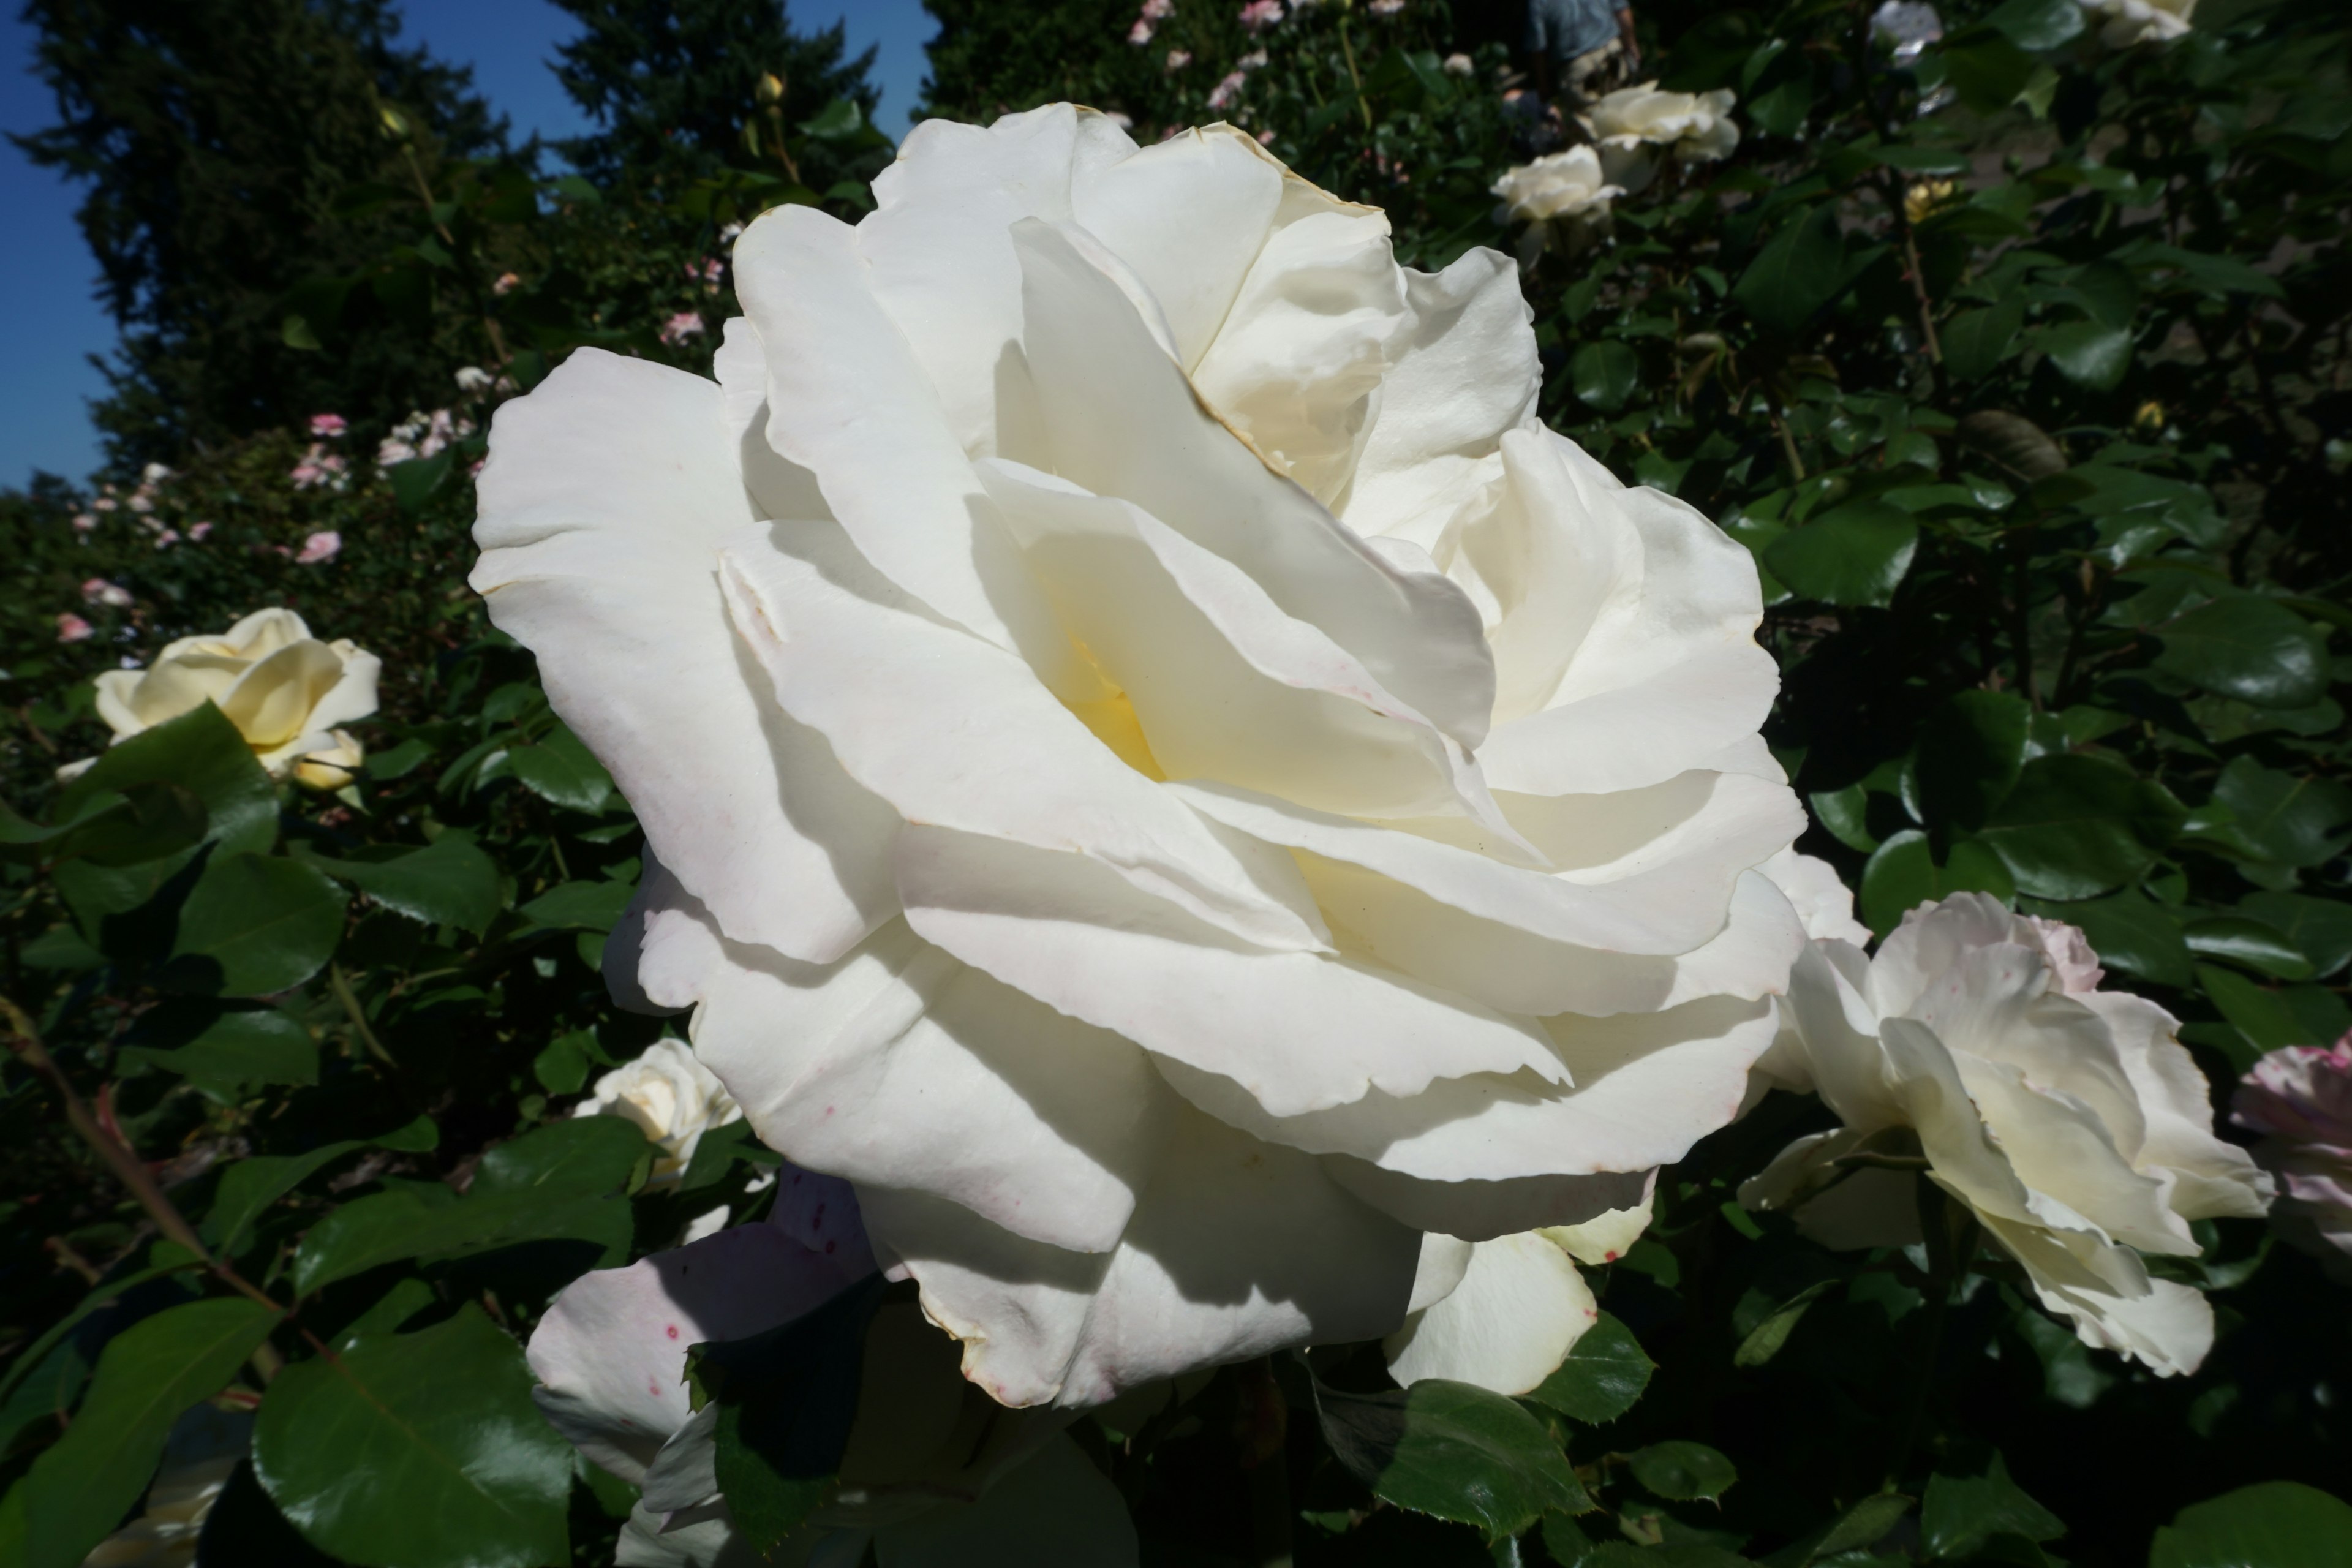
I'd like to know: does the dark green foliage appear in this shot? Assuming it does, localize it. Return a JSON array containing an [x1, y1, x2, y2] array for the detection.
[[12, 0, 507, 466]]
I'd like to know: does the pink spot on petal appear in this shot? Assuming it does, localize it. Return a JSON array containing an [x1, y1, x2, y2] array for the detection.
[[666, 1324, 679, 1339], [824, 1240, 837, 1254]]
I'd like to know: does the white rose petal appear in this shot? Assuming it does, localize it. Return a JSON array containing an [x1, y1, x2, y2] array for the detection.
[[477, 104, 1804, 1409]]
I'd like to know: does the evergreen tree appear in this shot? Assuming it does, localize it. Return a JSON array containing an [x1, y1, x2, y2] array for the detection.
[[13, 0, 508, 469], [552, 0, 879, 187], [916, 0, 1129, 125]]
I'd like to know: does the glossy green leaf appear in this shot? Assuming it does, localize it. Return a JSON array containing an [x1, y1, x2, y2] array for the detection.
[[56, 702, 279, 857], [1861, 831, 2016, 935], [1986, 0, 2085, 50], [1979, 755, 2184, 900], [1735, 206, 1854, 336], [697, 1275, 884, 1555], [254, 1305, 571, 1568], [1526, 1312, 1654, 1424], [298, 830, 501, 935], [1944, 36, 2038, 113], [1917, 689, 2032, 829], [2184, 916, 2316, 980], [2154, 598, 2329, 710], [2196, 965, 2307, 1066], [519, 878, 634, 933], [2040, 321, 2132, 390], [203, 1140, 367, 1257], [1732, 1279, 1837, 1367], [1945, 300, 2025, 382], [161, 853, 347, 996], [2022, 892, 2190, 986], [30, 783, 208, 868], [291, 1179, 630, 1295], [21, 1298, 278, 1568], [1630, 1441, 1738, 1503], [1586, 1546, 1755, 1568], [2239, 892, 2352, 978], [1922, 1452, 2064, 1559], [507, 724, 612, 813], [2149, 1481, 2352, 1568], [2210, 758, 2352, 869], [1764, 502, 1919, 607], [118, 1001, 319, 1099], [1572, 341, 1641, 412], [469, 1115, 650, 1199], [385, 449, 453, 513], [1315, 1376, 1589, 1537]]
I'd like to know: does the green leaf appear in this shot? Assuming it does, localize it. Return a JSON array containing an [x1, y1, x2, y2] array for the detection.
[[9, 783, 209, 869], [1572, 341, 1641, 412], [1586, 1547, 1755, 1568], [1916, 690, 2032, 829], [2184, 917, 2316, 980], [1732, 1279, 1836, 1367], [520, 878, 635, 933], [797, 97, 864, 140], [2196, 965, 2307, 1066], [1314, 1376, 1589, 1537], [1815, 1493, 1913, 1558], [1979, 756, 2184, 900], [299, 831, 502, 934], [119, 1002, 320, 1099], [2022, 892, 2190, 986], [470, 1116, 650, 1199], [1944, 300, 2024, 382], [1985, 0, 2085, 50], [1526, 1312, 1654, 1424], [2154, 597, 2328, 709], [1922, 1452, 2064, 1560], [678, 1118, 782, 1194], [385, 450, 454, 513], [21, 1298, 279, 1568], [1861, 831, 2016, 936], [254, 1305, 572, 1568], [697, 1275, 884, 1555], [1958, 410, 2067, 482], [57, 702, 279, 856], [2149, 1482, 2352, 1568], [364, 737, 433, 782], [1735, 206, 1862, 337], [507, 723, 613, 813], [1763, 503, 1919, 608], [1630, 1442, 1738, 1503], [2239, 892, 2352, 979], [2038, 322, 2133, 390], [2211, 758, 2352, 869], [291, 1180, 631, 1295], [1943, 36, 2038, 114], [161, 853, 348, 996], [204, 1141, 368, 1256]]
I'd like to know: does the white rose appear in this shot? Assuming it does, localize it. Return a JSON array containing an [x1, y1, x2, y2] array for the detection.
[[2081, 0, 2193, 47], [573, 1036, 742, 1182], [1741, 894, 2272, 1375], [473, 104, 1805, 1409], [1588, 82, 1741, 196], [70, 608, 379, 783], [1491, 146, 1623, 225], [527, 1182, 1137, 1565]]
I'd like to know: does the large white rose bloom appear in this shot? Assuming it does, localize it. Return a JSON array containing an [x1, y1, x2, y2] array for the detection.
[[64, 608, 379, 784], [1741, 894, 2271, 1375], [472, 104, 1806, 1410]]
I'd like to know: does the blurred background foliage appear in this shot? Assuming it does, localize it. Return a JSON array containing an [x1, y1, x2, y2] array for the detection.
[[1, 0, 2348, 1564]]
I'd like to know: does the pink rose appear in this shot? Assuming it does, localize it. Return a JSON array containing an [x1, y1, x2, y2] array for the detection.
[[56, 613, 95, 644], [1167, 47, 1193, 69], [295, 530, 343, 565], [189, 521, 214, 541], [1207, 69, 1247, 108], [2234, 1038, 2352, 1272], [70, 512, 96, 533], [1128, 17, 1155, 43], [1239, 0, 1283, 31], [658, 311, 706, 346], [309, 413, 347, 437], [80, 578, 133, 608]]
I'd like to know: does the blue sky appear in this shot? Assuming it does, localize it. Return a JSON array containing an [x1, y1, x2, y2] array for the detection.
[[0, 0, 938, 491]]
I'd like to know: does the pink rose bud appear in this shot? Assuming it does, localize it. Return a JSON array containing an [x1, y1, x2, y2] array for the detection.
[[55, 612, 95, 643], [295, 530, 342, 565]]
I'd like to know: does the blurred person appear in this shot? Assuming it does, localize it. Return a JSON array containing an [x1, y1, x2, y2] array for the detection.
[[1526, 0, 1640, 111]]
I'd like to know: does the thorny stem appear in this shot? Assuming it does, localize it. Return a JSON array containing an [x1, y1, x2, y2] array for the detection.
[[2, 995, 285, 1379], [1888, 1180, 1978, 1487]]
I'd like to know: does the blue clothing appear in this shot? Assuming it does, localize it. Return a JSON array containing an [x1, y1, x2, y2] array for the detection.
[[1527, 0, 1621, 62]]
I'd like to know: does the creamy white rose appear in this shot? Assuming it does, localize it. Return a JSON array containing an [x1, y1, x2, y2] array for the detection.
[[2081, 0, 2193, 48], [70, 608, 379, 785], [473, 105, 1806, 1409], [572, 1036, 742, 1185], [1741, 894, 2271, 1375], [1492, 146, 1623, 225]]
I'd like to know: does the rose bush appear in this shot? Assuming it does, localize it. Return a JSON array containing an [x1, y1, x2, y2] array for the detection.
[[1743, 894, 2271, 1374], [62, 607, 379, 786], [473, 103, 1807, 1409]]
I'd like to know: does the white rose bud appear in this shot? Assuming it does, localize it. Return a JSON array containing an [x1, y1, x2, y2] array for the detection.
[[571, 1036, 742, 1183], [473, 105, 1806, 1409], [1491, 146, 1624, 225], [74, 608, 380, 783], [1742, 894, 2273, 1376]]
